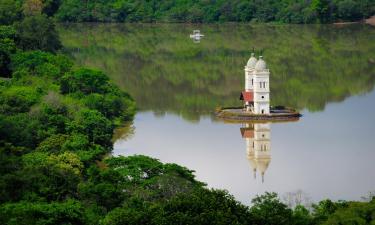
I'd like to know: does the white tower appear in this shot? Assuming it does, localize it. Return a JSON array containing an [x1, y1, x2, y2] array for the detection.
[[241, 123, 271, 183], [253, 56, 270, 114], [243, 53, 257, 111]]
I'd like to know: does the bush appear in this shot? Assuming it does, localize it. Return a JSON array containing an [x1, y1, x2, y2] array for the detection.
[[60, 68, 110, 95], [68, 109, 114, 149], [11, 50, 72, 79]]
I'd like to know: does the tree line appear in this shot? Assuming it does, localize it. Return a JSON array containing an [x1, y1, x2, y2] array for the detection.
[[1, 0, 375, 24]]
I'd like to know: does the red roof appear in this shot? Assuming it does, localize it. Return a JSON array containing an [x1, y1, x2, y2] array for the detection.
[[240, 128, 254, 138], [240, 91, 253, 102]]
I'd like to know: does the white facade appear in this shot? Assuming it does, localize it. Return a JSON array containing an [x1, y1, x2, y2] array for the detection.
[[244, 55, 270, 114], [244, 53, 257, 111], [245, 123, 271, 183]]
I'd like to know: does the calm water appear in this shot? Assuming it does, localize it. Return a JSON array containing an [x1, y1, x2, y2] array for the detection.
[[59, 23, 375, 204]]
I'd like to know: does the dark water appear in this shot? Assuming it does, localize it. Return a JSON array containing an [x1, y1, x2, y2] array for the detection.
[[59, 23, 375, 204]]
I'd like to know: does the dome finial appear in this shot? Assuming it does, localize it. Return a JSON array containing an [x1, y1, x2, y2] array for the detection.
[[246, 52, 258, 68], [255, 56, 267, 70]]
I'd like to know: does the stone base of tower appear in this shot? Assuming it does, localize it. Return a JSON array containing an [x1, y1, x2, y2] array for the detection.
[[216, 106, 301, 122]]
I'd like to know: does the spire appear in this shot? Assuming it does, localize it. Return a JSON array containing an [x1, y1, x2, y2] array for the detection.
[[262, 172, 264, 183]]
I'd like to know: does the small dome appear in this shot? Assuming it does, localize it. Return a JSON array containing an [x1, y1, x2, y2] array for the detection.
[[248, 157, 257, 170], [255, 56, 267, 71], [256, 158, 270, 175], [246, 53, 257, 68]]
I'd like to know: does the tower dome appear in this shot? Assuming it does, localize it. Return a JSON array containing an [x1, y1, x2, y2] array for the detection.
[[256, 158, 270, 183], [246, 53, 258, 69], [255, 56, 267, 71]]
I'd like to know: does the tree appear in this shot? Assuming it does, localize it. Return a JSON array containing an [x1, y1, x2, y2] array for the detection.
[[0, 26, 17, 77], [36, 134, 68, 153], [102, 189, 253, 225], [312, 199, 348, 224], [250, 192, 293, 225], [0, 86, 41, 115], [0, 0, 22, 25], [322, 200, 375, 225], [311, 0, 332, 23], [292, 205, 314, 225], [11, 50, 72, 78], [68, 109, 113, 149], [22, 0, 43, 16], [15, 14, 62, 52], [337, 0, 361, 21], [20, 151, 83, 201], [0, 200, 86, 225], [60, 68, 110, 95]]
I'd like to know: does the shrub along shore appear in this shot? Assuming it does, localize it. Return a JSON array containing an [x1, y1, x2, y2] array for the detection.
[[0, 1, 374, 224]]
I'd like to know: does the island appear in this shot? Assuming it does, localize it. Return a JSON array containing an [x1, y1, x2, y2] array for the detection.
[[216, 53, 301, 122]]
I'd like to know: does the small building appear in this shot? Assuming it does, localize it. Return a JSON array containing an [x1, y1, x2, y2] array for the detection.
[[241, 123, 271, 183], [241, 53, 270, 114]]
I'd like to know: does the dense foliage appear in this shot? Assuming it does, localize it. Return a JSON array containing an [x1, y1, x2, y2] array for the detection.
[[1, 1, 374, 224], [1, 0, 374, 24], [54, 0, 375, 23]]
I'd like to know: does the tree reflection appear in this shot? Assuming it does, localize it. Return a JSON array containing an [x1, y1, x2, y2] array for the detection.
[[59, 23, 375, 121]]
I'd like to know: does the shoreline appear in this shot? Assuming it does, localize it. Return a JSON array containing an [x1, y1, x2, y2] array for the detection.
[[57, 16, 375, 26]]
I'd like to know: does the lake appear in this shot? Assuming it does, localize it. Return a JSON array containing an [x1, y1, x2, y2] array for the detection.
[[59, 23, 375, 205]]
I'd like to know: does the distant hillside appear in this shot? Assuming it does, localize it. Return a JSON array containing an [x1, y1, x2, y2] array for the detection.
[[53, 0, 374, 23], [1, 0, 374, 24]]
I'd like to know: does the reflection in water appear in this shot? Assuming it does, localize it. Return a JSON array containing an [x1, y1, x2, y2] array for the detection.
[[113, 90, 375, 204], [59, 23, 375, 204], [241, 123, 271, 183], [58, 23, 375, 121], [189, 29, 204, 43]]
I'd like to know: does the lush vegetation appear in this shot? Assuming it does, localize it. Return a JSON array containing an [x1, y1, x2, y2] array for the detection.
[[1, 0, 374, 24], [58, 23, 375, 121], [1, 1, 375, 224], [54, 0, 375, 23]]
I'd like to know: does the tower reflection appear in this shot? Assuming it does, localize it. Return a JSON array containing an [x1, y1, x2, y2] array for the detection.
[[241, 123, 271, 183]]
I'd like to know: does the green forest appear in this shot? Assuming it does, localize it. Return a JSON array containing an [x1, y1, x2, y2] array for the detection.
[[1, 0, 375, 224], [1, 0, 375, 24]]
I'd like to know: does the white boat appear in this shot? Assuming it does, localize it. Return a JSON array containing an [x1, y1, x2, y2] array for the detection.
[[189, 30, 204, 39]]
